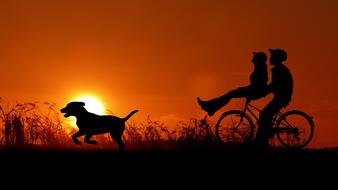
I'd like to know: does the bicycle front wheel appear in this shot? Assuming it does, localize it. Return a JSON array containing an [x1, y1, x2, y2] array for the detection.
[[215, 110, 255, 145], [276, 110, 315, 149]]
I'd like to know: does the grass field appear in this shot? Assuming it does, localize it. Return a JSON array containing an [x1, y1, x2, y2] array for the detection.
[[1, 100, 337, 184]]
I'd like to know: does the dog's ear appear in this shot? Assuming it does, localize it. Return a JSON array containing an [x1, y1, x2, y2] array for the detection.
[[80, 102, 85, 107]]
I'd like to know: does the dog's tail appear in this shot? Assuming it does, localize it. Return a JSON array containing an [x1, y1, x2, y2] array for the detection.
[[123, 110, 139, 122]]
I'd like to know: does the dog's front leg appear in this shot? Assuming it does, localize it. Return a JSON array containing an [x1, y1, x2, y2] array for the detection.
[[84, 134, 98, 145], [72, 131, 84, 145]]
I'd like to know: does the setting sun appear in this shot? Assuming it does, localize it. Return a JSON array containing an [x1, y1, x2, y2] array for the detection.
[[75, 96, 105, 115]]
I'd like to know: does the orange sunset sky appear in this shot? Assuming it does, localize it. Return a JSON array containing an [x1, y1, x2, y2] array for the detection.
[[0, 0, 338, 147]]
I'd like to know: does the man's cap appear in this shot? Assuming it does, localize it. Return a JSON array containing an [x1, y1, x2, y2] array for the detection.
[[269, 48, 287, 62]]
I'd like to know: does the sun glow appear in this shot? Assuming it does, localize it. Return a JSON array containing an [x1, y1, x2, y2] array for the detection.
[[75, 95, 105, 115]]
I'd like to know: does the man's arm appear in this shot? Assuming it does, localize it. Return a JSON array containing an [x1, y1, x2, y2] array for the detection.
[[261, 84, 272, 97], [264, 83, 273, 96]]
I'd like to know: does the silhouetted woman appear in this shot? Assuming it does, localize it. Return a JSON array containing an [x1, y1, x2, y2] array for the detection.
[[197, 52, 268, 116]]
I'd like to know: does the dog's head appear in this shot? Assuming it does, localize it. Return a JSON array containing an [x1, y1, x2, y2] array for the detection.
[[60, 102, 86, 118]]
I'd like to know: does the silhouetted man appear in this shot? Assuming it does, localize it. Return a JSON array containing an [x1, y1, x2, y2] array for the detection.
[[256, 49, 293, 149], [197, 52, 268, 116]]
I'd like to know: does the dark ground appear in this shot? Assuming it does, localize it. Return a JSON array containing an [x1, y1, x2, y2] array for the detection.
[[1, 147, 338, 184]]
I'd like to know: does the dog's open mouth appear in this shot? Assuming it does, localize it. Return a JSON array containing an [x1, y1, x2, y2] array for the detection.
[[63, 113, 70, 118]]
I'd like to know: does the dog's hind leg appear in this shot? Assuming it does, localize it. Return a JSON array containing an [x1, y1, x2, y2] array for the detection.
[[72, 131, 85, 145], [84, 134, 98, 145], [110, 132, 125, 151]]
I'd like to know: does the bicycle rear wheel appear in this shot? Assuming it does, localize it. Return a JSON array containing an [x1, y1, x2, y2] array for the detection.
[[215, 110, 254, 144], [276, 110, 315, 149]]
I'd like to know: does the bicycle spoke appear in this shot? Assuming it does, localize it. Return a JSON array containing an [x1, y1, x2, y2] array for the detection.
[[216, 111, 254, 145], [276, 110, 314, 149]]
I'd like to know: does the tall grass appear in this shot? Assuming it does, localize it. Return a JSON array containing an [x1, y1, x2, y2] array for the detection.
[[0, 98, 224, 150], [122, 116, 217, 150], [0, 98, 72, 149]]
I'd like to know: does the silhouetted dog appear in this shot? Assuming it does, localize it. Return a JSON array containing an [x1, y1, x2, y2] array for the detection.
[[60, 102, 138, 150]]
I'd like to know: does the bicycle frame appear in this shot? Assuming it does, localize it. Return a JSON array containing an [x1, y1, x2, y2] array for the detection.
[[238, 100, 298, 137]]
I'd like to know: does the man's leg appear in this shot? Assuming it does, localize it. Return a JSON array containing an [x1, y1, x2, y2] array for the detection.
[[198, 86, 253, 116], [256, 99, 284, 149]]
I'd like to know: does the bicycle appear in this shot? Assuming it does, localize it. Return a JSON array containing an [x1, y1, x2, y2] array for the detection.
[[215, 99, 315, 149]]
